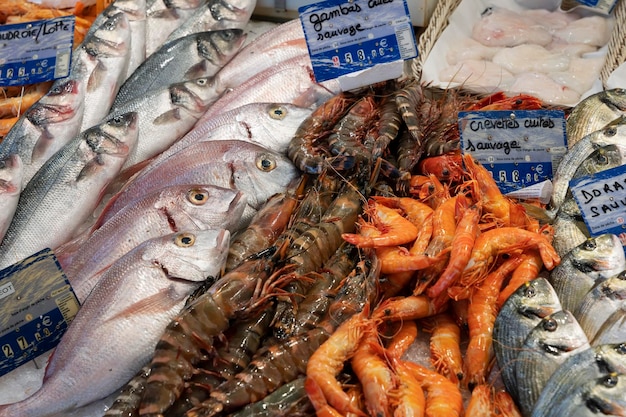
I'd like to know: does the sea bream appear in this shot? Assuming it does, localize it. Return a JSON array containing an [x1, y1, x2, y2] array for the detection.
[[0, 155, 22, 243], [0, 78, 85, 187], [106, 76, 222, 169], [162, 0, 256, 46], [58, 184, 247, 303], [0, 229, 230, 417], [145, 0, 208, 57], [112, 29, 246, 108], [0, 112, 139, 270], [566, 88, 626, 148], [97, 140, 300, 228]]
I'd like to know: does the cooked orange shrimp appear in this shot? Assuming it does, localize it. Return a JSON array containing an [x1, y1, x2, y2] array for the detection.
[[343, 200, 419, 248], [305, 307, 370, 416], [427, 204, 481, 298], [372, 295, 446, 322], [459, 227, 560, 289], [463, 154, 511, 226], [493, 390, 523, 417], [385, 320, 418, 359], [422, 313, 463, 384], [410, 174, 450, 209], [381, 270, 416, 298], [464, 256, 525, 389], [372, 196, 433, 228], [345, 384, 366, 417], [376, 246, 439, 275], [496, 249, 543, 308], [305, 377, 347, 417], [402, 361, 464, 417], [388, 357, 425, 417], [465, 385, 495, 417], [425, 195, 460, 257], [351, 326, 396, 417]]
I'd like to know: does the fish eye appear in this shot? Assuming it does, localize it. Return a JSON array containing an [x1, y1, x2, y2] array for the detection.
[[221, 30, 235, 40], [601, 373, 619, 388], [269, 105, 287, 120], [175, 233, 196, 247], [256, 153, 277, 172], [187, 188, 209, 205], [524, 285, 536, 298], [605, 127, 617, 137], [542, 318, 558, 332], [582, 238, 597, 251], [196, 78, 209, 86], [596, 151, 609, 165], [618, 270, 626, 280], [615, 343, 626, 354]]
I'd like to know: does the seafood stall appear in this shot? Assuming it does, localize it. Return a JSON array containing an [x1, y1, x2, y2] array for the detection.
[[0, 0, 625, 416]]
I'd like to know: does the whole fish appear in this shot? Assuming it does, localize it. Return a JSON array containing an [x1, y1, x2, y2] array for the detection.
[[0, 155, 22, 243], [145, 0, 208, 57], [98, 139, 300, 228], [493, 277, 563, 403], [515, 310, 591, 417], [84, 0, 147, 79], [106, 76, 222, 169], [113, 29, 245, 108], [197, 54, 341, 125], [531, 343, 626, 417], [592, 310, 626, 346], [0, 78, 84, 187], [0, 112, 139, 270], [550, 119, 626, 211], [60, 184, 246, 303], [549, 234, 626, 312], [566, 88, 626, 148], [78, 12, 132, 132], [0, 229, 230, 417], [162, 0, 255, 46], [214, 18, 308, 89], [576, 271, 626, 341]]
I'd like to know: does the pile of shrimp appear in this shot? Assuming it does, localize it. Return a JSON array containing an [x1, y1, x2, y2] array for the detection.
[[0, 0, 97, 139], [102, 82, 558, 417]]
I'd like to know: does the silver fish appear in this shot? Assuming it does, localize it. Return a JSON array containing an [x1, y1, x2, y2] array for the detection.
[[145, 0, 208, 57], [78, 12, 133, 132], [549, 234, 626, 312], [106, 76, 222, 169], [0, 229, 229, 417], [515, 310, 590, 417], [551, 119, 626, 211], [85, 0, 147, 79], [566, 88, 626, 148], [0, 78, 85, 187], [592, 310, 626, 347], [98, 140, 300, 227], [60, 184, 246, 303], [113, 29, 245, 108], [576, 271, 626, 341], [162, 0, 255, 46], [0, 112, 139, 270], [493, 277, 562, 403], [213, 18, 308, 89], [0, 155, 22, 243], [531, 344, 626, 417]]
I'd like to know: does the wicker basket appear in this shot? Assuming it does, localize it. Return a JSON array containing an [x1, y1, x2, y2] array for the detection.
[[409, 0, 625, 89]]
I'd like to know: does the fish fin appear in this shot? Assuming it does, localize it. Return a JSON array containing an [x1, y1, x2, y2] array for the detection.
[[154, 109, 182, 124], [31, 130, 54, 162], [104, 288, 180, 323], [87, 61, 107, 92]]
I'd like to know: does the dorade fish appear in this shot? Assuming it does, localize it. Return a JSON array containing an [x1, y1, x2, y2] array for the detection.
[[98, 140, 300, 227], [576, 270, 626, 342], [549, 233, 626, 312], [531, 343, 626, 417], [591, 310, 626, 347], [106, 76, 222, 169], [145, 0, 208, 57], [0, 155, 22, 243], [0, 112, 139, 270], [0, 229, 230, 417], [515, 310, 591, 417], [0, 78, 85, 187], [59, 184, 247, 303], [493, 277, 562, 403], [113, 29, 246, 108], [566, 88, 626, 148]]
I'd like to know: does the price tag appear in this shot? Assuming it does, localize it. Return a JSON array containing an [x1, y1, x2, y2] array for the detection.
[[571, 0, 618, 15], [459, 109, 567, 195], [298, 0, 417, 89], [570, 164, 626, 249], [0, 248, 80, 377], [0, 16, 75, 87]]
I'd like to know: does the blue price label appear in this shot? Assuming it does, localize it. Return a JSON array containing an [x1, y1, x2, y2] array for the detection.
[[570, 164, 626, 249], [0, 16, 75, 87], [298, 0, 417, 83], [459, 109, 567, 194]]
